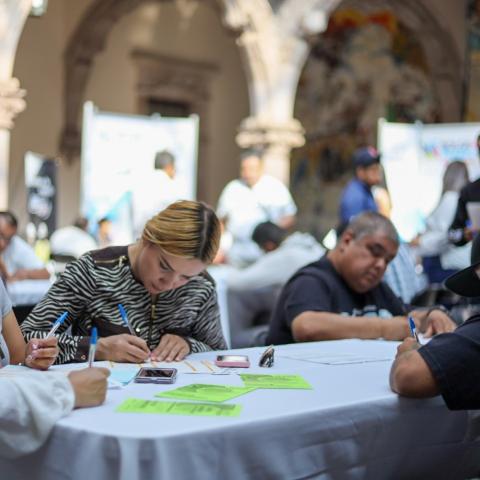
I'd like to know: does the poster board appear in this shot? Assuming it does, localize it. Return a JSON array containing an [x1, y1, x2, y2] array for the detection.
[[378, 119, 480, 240], [81, 102, 199, 243], [24, 151, 57, 235]]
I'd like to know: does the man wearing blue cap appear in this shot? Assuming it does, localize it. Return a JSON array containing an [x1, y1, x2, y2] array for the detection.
[[338, 146, 382, 233], [390, 233, 480, 410]]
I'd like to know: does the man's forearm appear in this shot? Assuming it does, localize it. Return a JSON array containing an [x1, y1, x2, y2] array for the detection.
[[390, 350, 439, 397], [291, 312, 409, 342]]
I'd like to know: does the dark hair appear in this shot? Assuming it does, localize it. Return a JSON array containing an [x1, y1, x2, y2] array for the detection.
[[0, 211, 18, 229], [252, 221, 286, 249], [97, 217, 111, 226], [154, 150, 175, 170], [74, 216, 89, 230], [240, 147, 264, 163], [345, 211, 399, 245], [442, 160, 469, 195]]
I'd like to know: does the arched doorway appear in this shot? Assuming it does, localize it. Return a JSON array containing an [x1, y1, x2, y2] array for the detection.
[[292, 1, 462, 240]]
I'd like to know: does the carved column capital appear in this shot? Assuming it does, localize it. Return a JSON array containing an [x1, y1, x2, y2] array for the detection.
[[236, 116, 305, 150], [0, 77, 26, 130]]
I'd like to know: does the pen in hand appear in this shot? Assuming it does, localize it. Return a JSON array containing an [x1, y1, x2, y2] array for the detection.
[[118, 304, 135, 336], [88, 327, 98, 367], [45, 311, 68, 339], [408, 316, 420, 344]]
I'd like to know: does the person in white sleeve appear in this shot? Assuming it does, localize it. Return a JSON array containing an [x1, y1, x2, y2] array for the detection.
[[0, 367, 109, 458], [216, 149, 297, 267]]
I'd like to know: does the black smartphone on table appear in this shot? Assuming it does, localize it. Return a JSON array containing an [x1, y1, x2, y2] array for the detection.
[[134, 367, 177, 384]]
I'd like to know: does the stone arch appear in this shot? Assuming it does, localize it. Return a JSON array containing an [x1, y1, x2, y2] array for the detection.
[[60, 0, 240, 159], [334, 0, 463, 121]]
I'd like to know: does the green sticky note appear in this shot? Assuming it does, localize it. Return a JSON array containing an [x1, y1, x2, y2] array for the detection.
[[116, 398, 242, 417], [240, 374, 313, 390], [155, 384, 256, 403]]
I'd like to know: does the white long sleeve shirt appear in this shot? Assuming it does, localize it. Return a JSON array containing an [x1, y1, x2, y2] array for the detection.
[[0, 372, 74, 458], [417, 191, 470, 270]]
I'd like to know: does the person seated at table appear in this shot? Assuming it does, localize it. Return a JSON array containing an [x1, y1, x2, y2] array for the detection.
[[0, 278, 57, 369], [0, 367, 109, 458], [0, 211, 50, 282], [21, 200, 227, 364], [390, 233, 480, 410], [222, 222, 324, 347], [267, 212, 456, 345]]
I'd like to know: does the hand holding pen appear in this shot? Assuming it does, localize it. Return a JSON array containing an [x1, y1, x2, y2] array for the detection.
[[408, 316, 420, 344], [118, 304, 136, 336]]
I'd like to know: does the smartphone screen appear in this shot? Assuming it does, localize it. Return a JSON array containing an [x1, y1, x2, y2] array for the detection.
[[135, 368, 177, 383], [139, 368, 176, 378]]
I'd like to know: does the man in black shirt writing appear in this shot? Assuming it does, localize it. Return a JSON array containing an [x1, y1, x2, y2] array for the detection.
[[267, 212, 455, 345]]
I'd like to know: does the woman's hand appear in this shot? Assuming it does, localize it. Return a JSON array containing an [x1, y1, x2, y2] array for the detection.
[[151, 334, 190, 362], [96, 334, 150, 363], [25, 337, 59, 370]]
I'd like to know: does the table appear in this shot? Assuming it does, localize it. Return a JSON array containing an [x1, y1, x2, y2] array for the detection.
[[2, 339, 480, 480], [7, 279, 51, 306]]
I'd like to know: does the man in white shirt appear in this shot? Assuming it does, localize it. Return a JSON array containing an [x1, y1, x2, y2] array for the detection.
[[216, 149, 297, 266], [50, 217, 97, 259], [132, 150, 186, 239], [0, 367, 109, 459], [0, 211, 49, 282]]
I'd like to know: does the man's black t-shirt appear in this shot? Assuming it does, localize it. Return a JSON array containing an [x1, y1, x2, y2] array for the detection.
[[267, 255, 406, 345], [419, 314, 480, 410]]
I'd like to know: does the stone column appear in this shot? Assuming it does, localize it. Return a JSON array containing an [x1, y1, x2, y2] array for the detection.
[[0, 0, 31, 208], [220, 0, 340, 185]]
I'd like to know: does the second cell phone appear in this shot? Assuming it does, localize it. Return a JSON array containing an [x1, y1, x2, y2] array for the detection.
[[215, 355, 250, 368]]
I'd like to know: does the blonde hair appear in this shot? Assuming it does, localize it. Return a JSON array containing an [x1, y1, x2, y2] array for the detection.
[[142, 200, 220, 264]]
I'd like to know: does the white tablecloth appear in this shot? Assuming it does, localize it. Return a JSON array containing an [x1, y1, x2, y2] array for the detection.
[[2, 339, 480, 480]]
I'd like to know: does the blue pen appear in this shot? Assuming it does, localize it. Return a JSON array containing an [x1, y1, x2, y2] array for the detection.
[[408, 316, 420, 344], [88, 327, 97, 367], [45, 311, 68, 339], [118, 304, 135, 336]]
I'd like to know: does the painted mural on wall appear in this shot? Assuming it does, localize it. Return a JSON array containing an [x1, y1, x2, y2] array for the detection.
[[292, 8, 439, 240], [465, 0, 480, 121]]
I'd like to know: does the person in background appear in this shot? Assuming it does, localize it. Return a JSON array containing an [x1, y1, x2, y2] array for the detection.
[[448, 133, 480, 246], [338, 146, 382, 233], [216, 148, 297, 267], [96, 217, 113, 248], [0, 367, 109, 458], [390, 233, 480, 410], [50, 217, 97, 260], [412, 161, 470, 283], [132, 150, 186, 239], [220, 222, 325, 348], [22, 200, 226, 364], [0, 211, 50, 283], [225, 222, 324, 291], [267, 212, 455, 346]]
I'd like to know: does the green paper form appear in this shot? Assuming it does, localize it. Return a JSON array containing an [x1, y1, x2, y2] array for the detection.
[[116, 398, 242, 417], [240, 374, 313, 389], [156, 384, 256, 403]]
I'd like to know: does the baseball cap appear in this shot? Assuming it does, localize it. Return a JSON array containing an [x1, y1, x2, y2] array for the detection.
[[352, 146, 381, 168], [445, 234, 480, 297]]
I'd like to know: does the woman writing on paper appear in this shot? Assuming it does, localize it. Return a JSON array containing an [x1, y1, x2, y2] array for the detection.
[[22, 200, 227, 364]]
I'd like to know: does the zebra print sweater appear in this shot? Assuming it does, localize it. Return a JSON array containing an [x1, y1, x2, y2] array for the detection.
[[21, 246, 227, 364]]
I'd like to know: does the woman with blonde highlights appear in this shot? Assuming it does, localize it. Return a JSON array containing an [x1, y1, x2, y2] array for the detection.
[[22, 200, 227, 364]]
